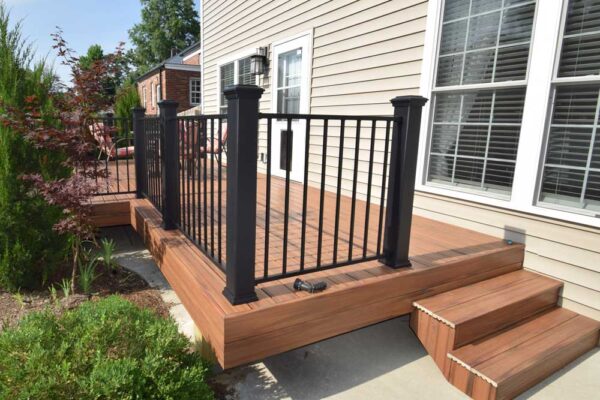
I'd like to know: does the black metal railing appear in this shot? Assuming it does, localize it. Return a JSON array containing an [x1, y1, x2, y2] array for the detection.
[[176, 115, 227, 270], [139, 116, 162, 211], [90, 115, 136, 195], [255, 114, 396, 283], [132, 86, 427, 306]]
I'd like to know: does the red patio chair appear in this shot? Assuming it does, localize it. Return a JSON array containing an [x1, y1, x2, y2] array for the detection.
[[90, 121, 135, 161]]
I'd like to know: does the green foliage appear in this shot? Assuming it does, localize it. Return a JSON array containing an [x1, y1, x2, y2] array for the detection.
[[99, 237, 117, 272], [78, 44, 131, 103], [129, 0, 199, 72], [59, 278, 71, 298], [78, 44, 104, 70], [78, 254, 98, 295], [0, 2, 70, 291], [0, 296, 214, 399], [115, 82, 140, 119]]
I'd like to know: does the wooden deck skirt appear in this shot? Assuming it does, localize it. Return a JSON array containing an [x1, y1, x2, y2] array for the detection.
[[91, 166, 524, 369]]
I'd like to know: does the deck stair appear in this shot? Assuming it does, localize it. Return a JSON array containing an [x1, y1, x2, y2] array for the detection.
[[411, 270, 600, 400]]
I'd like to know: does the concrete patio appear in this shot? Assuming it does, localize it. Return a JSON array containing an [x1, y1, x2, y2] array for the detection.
[[104, 226, 600, 400]]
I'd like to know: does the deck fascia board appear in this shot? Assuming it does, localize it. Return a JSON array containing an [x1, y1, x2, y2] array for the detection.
[[91, 196, 524, 369]]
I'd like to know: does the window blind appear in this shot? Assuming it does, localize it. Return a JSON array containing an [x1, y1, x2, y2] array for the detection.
[[540, 84, 600, 212], [238, 57, 254, 85], [427, 0, 536, 197], [436, 0, 535, 87], [558, 0, 600, 77], [220, 63, 234, 114], [539, 0, 600, 213], [428, 88, 524, 193]]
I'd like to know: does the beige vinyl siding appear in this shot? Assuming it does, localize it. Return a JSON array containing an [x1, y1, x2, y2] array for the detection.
[[203, 0, 427, 200], [413, 191, 600, 321], [202, 0, 600, 320]]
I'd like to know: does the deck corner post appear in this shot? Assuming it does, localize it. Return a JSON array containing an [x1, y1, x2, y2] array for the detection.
[[132, 107, 146, 199], [382, 95, 428, 268], [158, 100, 180, 230], [222, 85, 264, 305]]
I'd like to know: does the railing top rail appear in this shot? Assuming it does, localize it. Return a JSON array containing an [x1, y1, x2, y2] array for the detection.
[[176, 114, 227, 120], [258, 112, 397, 121]]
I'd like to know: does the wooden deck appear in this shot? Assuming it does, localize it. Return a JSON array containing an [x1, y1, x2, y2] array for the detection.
[[91, 162, 525, 369]]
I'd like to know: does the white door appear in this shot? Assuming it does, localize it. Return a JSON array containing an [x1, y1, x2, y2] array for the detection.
[[270, 34, 311, 182]]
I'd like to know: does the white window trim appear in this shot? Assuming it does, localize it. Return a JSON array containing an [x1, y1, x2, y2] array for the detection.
[[151, 82, 156, 107], [417, 0, 600, 228], [216, 48, 260, 113], [189, 77, 202, 105], [142, 86, 147, 109]]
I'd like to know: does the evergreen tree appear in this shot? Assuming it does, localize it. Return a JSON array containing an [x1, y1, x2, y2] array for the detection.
[[0, 3, 70, 290], [128, 0, 199, 72]]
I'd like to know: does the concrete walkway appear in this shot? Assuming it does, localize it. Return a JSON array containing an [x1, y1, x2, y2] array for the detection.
[[103, 227, 600, 400]]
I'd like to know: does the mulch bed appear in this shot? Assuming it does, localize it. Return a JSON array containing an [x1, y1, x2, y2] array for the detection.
[[0, 264, 171, 331]]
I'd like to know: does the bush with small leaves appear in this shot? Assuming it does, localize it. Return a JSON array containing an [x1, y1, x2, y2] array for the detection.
[[0, 296, 214, 400]]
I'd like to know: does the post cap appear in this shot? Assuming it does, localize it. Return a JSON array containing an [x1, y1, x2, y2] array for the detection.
[[390, 95, 428, 108], [224, 84, 265, 100], [157, 100, 179, 108]]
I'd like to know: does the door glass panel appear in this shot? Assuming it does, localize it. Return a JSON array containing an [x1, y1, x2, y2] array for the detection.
[[277, 48, 302, 114]]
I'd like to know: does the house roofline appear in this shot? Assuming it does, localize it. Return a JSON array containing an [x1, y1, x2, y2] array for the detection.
[[135, 41, 201, 83]]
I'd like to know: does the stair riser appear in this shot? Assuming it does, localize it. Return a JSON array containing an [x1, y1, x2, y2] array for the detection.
[[411, 308, 455, 377], [453, 287, 560, 348]]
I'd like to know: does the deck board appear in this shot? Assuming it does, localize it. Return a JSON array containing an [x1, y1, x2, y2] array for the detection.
[[91, 161, 525, 369]]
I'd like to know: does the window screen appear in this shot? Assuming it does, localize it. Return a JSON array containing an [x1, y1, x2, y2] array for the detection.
[[539, 0, 600, 213], [220, 62, 234, 114], [426, 0, 536, 196]]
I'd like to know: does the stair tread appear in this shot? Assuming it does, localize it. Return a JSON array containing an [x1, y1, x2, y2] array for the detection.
[[415, 272, 561, 327], [450, 311, 600, 386], [414, 270, 535, 314], [449, 308, 577, 367]]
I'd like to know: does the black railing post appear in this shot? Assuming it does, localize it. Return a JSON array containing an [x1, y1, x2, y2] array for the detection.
[[132, 107, 146, 199], [382, 95, 428, 268], [222, 85, 264, 305], [158, 100, 179, 230]]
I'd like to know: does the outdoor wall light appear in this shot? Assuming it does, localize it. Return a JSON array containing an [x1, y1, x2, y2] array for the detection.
[[250, 47, 268, 76]]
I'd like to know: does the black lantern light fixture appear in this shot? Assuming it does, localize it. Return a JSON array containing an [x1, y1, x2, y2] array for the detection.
[[250, 47, 268, 76]]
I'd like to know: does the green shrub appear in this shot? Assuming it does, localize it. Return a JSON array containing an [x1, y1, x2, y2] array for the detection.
[[0, 3, 70, 290], [0, 296, 214, 400], [114, 81, 141, 120]]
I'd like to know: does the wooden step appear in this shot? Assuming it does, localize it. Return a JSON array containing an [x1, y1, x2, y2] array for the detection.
[[413, 271, 562, 349], [447, 308, 600, 400]]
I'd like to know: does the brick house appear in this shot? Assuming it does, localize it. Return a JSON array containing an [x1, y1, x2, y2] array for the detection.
[[136, 42, 201, 115]]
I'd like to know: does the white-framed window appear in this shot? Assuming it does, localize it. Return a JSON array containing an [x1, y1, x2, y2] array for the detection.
[[156, 84, 162, 103], [537, 0, 600, 214], [218, 56, 257, 114], [425, 0, 537, 198], [189, 78, 201, 105], [418, 0, 600, 227], [142, 86, 147, 108], [275, 48, 302, 114], [151, 82, 156, 107]]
